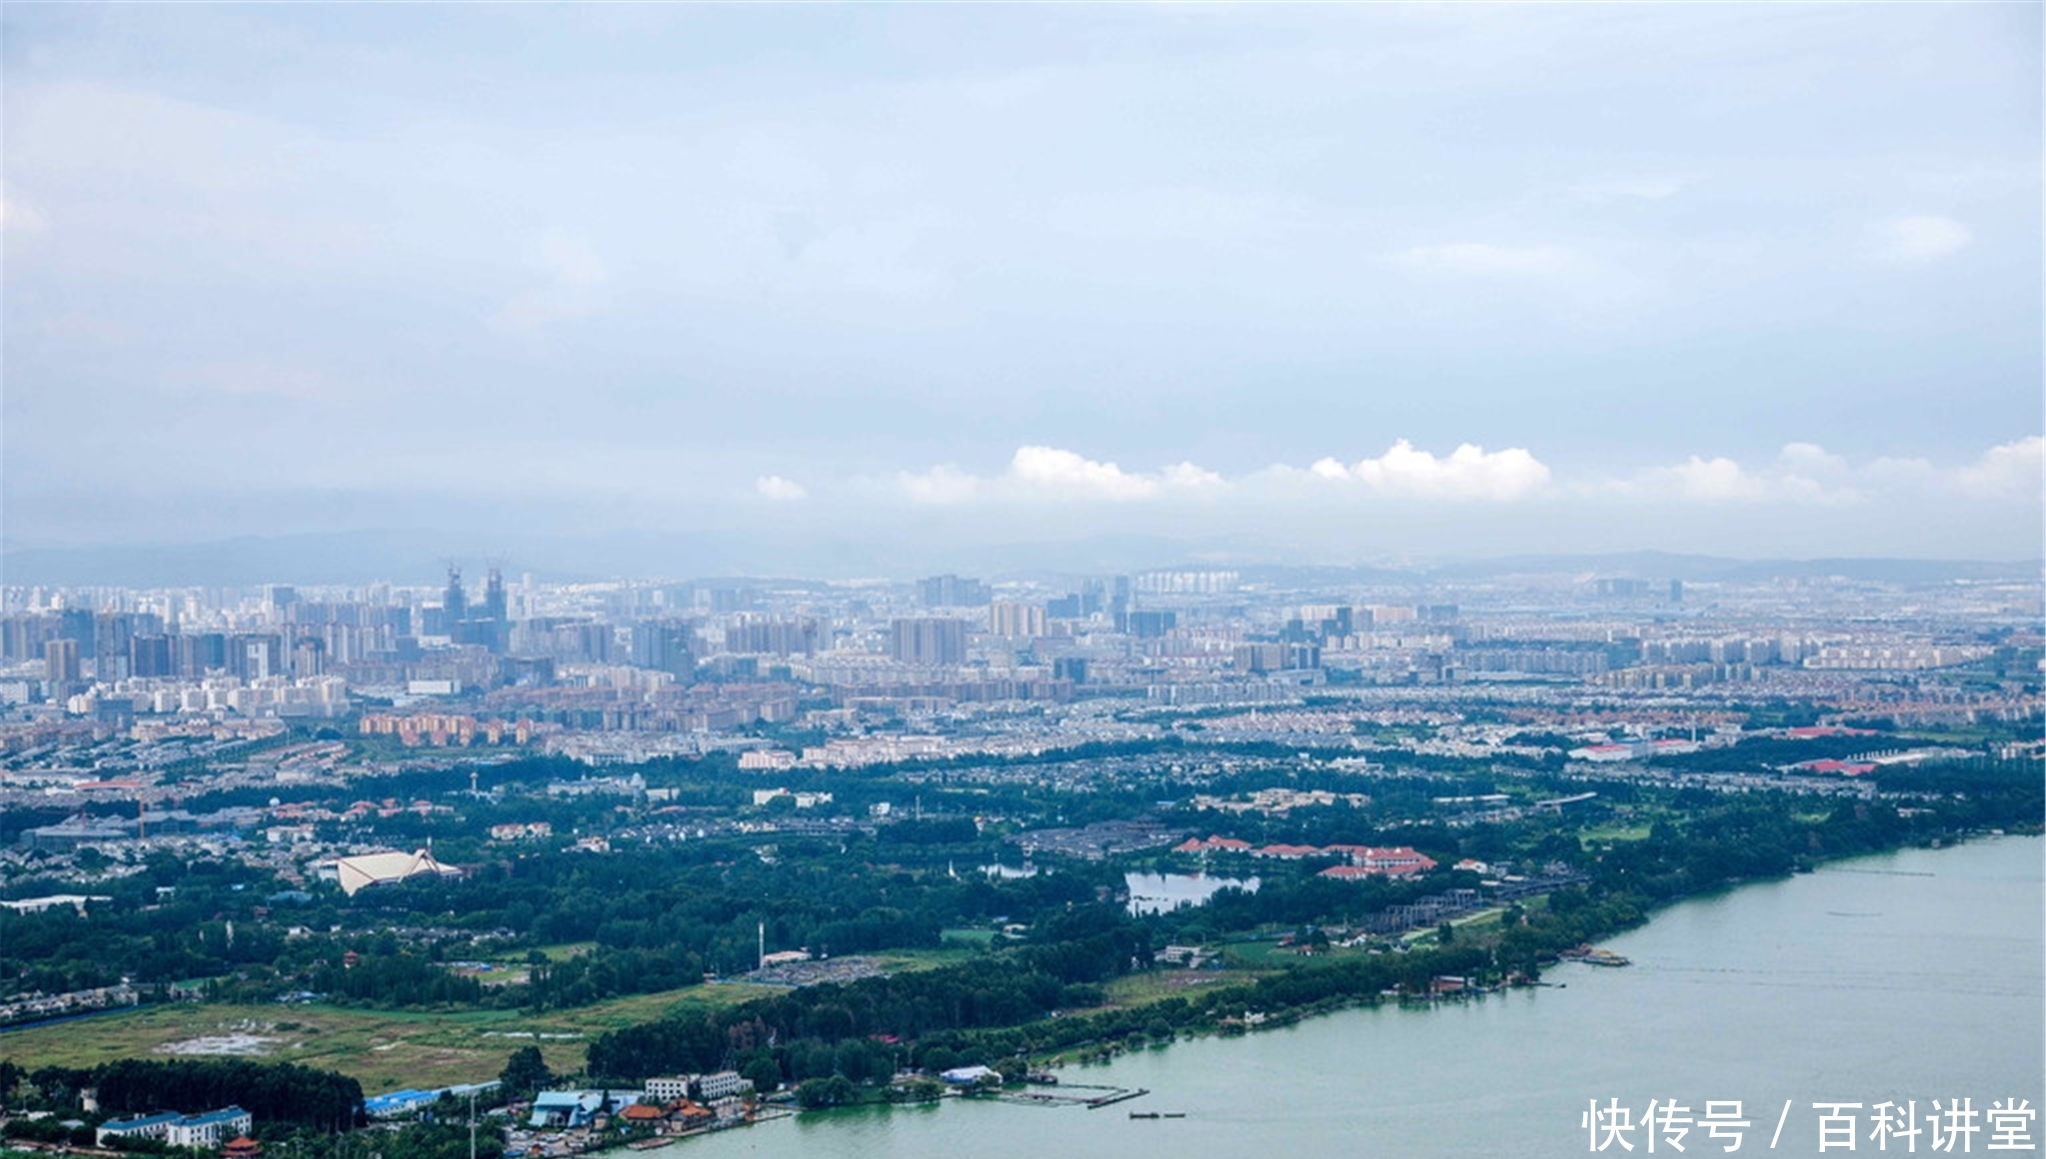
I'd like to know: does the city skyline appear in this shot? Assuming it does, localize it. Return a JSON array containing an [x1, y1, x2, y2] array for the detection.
[[3, 5, 2040, 571]]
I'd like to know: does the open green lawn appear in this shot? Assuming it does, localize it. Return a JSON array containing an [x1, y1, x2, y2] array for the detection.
[[871, 946, 985, 972], [1579, 822, 1652, 844], [491, 941, 597, 964], [1097, 969, 1250, 1008], [0, 983, 775, 1094]]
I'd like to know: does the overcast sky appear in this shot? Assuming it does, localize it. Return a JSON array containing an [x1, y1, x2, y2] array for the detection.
[[3, 4, 2040, 572]]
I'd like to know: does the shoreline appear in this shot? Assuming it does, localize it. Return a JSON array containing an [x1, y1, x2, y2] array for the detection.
[[602, 832, 2041, 1155]]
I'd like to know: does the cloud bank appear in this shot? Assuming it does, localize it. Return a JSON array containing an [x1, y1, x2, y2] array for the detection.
[[1308, 440, 1552, 501], [899, 446, 1223, 505], [884, 438, 2041, 512]]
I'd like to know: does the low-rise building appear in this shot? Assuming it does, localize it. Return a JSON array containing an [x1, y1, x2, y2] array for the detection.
[[644, 1076, 694, 1102], [98, 1108, 252, 1149], [96, 1112, 183, 1146], [332, 848, 461, 896], [168, 1108, 253, 1148], [695, 1071, 751, 1101]]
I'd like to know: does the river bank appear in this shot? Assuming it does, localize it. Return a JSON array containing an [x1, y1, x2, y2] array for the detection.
[[650, 834, 2044, 1159]]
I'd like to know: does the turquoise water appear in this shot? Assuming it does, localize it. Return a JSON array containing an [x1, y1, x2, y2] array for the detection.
[[667, 836, 2044, 1159]]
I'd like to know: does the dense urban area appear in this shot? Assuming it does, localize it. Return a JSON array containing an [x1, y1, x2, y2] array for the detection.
[[0, 560, 2039, 1159]]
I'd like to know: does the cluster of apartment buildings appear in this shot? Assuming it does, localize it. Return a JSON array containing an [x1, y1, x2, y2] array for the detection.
[[1, 569, 2032, 779]]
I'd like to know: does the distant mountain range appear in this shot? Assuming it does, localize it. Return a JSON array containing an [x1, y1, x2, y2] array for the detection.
[[3, 531, 2037, 589]]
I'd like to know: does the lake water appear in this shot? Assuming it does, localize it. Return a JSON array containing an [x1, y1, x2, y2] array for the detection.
[[1124, 872, 1260, 915], [668, 836, 2043, 1159]]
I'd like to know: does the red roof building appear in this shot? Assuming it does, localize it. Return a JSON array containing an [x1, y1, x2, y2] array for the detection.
[[1176, 836, 1255, 854], [1794, 758, 1878, 776], [1320, 846, 1438, 877], [1254, 843, 1323, 860]]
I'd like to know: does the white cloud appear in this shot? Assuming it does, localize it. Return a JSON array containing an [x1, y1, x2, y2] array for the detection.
[[755, 475, 808, 502], [1392, 243, 1579, 277], [1654, 456, 1772, 501], [1160, 461, 1227, 489], [899, 446, 1225, 504], [1951, 436, 2044, 500], [1604, 439, 2045, 505], [1311, 440, 1552, 501], [896, 464, 983, 506], [1010, 446, 1163, 500], [1877, 215, 1972, 263], [1605, 446, 1855, 504], [1775, 441, 1851, 477]]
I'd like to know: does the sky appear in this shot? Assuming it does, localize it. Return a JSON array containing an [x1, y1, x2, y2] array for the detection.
[[3, 4, 2041, 577]]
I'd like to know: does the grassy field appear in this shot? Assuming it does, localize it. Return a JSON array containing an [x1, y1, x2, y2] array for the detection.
[[509, 942, 599, 964], [869, 945, 986, 972], [0, 983, 775, 1094], [1097, 969, 1249, 1008], [1579, 822, 1652, 845]]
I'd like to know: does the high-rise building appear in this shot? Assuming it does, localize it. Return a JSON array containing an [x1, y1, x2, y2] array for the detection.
[[442, 567, 468, 625], [43, 638, 81, 686], [918, 575, 991, 608], [57, 608, 96, 653], [483, 569, 509, 624], [631, 620, 696, 678], [233, 634, 283, 680], [988, 601, 1047, 639], [176, 632, 230, 677], [891, 618, 967, 665], [266, 585, 298, 620], [129, 635, 173, 679], [1126, 610, 1178, 639], [453, 568, 510, 654], [2, 616, 49, 664], [726, 617, 821, 657]]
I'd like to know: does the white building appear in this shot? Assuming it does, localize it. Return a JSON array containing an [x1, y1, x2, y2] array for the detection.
[[696, 1071, 752, 1101], [167, 1108, 253, 1148], [99, 1108, 251, 1149], [645, 1076, 694, 1101]]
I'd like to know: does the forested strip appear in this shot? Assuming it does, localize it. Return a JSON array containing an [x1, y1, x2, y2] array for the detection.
[[25, 1058, 362, 1132]]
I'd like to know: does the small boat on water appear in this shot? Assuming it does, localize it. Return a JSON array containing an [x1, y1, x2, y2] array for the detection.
[[1560, 944, 1632, 967]]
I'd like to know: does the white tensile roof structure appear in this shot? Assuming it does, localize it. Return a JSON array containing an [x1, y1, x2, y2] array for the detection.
[[334, 848, 460, 896]]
